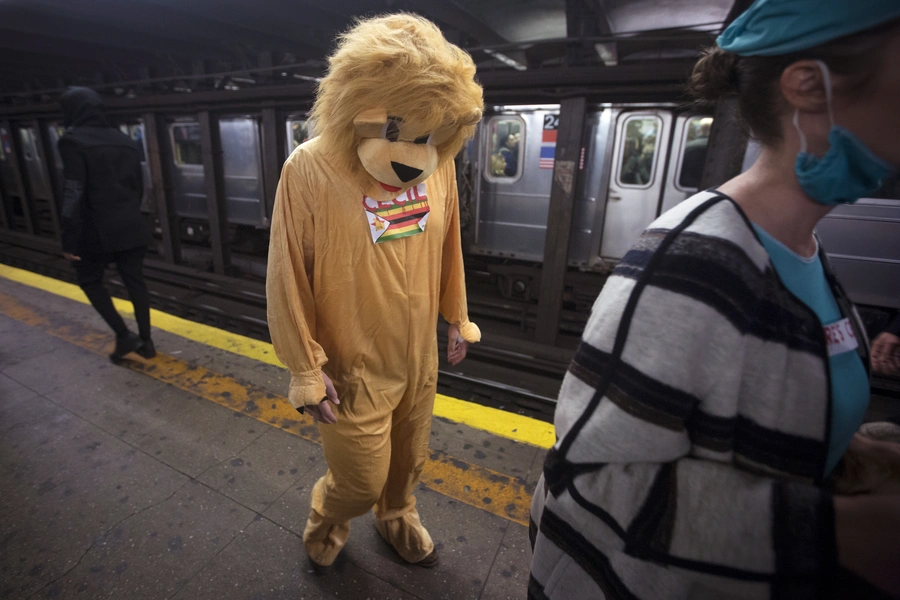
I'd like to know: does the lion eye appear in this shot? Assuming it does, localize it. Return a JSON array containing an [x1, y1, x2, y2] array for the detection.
[[413, 134, 431, 145], [383, 118, 401, 142]]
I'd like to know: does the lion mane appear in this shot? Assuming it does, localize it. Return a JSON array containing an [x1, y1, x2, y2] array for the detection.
[[310, 13, 484, 181]]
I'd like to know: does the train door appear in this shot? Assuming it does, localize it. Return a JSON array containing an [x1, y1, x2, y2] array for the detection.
[[219, 117, 265, 226], [16, 125, 56, 237], [167, 116, 266, 230], [169, 119, 206, 225], [659, 114, 713, 214], [471, 108, 556, 262], [118, 121, 153, 211], [600, 110, 673, 260], [17, 126, 52, 203], [474, 110, 547, 261], [46, 123, 66, 182], [0, 124, 24, 229]]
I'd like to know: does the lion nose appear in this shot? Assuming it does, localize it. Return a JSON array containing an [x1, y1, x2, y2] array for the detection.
[[391, 161, 423, 183]]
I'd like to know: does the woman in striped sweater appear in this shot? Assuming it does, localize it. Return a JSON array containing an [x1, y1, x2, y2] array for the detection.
[[529, 1, 900, 598]]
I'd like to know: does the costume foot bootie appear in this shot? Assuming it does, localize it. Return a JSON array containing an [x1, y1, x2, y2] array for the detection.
[[374, 510, 437, 568], [137, 338, 156, 359], [303, 509, 351, 568], [110, 332, 142, 363]]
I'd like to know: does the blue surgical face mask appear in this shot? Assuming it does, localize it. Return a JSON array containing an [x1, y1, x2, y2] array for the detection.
[[793, 61, 895, 206]]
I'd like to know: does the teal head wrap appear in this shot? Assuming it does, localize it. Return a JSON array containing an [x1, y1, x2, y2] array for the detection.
[[717, 0, 900, 56]]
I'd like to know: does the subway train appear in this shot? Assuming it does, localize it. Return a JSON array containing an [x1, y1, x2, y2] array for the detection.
[[0, 115, 307, 251], [1, 104, 897, 332], [463, 104, 899, 332]]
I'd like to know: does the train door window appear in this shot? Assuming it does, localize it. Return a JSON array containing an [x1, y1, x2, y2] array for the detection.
[[485, 116, 524, 182], [286, 119, 310, 154], [617, 116, 661, 188], [171, 123, 203, 165], [676, 116, 713, 191]]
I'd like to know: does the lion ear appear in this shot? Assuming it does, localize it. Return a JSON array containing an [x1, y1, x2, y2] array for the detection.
[[354, 108, 388, 138], [460, 109, 482, 126]]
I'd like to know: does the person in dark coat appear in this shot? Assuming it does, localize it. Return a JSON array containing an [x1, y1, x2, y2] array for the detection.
[[58, 87, 155, 362]]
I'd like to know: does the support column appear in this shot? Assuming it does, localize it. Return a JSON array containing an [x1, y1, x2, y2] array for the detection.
[[35, 120, 63, 242], [143, 112, 182, 264], [260, 107, 286, 222], [699, 98, 748, 189], [198, 110, 231, 275], [535, 96, 587, 345]]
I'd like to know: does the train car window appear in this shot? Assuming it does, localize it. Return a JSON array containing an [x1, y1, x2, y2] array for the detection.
[[677, 116, 713, 191], [171, 124, 203, 166], [485, 116, 524, 182], [286, 120, 310, 153], [618, 116, 661, 187]]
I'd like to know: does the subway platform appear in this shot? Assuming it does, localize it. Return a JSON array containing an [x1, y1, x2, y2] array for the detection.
[[0, 265, 551, 600]]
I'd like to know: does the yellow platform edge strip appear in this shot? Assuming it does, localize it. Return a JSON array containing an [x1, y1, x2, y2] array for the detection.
[[0, 290, 534, 526], [0, 263, 555, 449]]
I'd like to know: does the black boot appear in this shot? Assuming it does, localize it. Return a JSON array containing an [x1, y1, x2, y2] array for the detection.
[[110, 332, 141, 363], [137, 338, 156, 359]]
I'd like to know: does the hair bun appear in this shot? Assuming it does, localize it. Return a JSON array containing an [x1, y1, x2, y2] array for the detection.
[[689, 46, 739, 104]]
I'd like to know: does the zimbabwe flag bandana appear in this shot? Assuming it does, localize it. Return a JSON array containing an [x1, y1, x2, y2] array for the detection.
[[362, 183, 430, 244]]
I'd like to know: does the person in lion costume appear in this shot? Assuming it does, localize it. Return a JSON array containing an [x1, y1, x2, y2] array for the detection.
[[266, 14, 483, 569]]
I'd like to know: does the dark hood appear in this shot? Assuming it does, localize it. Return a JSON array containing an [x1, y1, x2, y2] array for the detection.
[[61, 87, 110, 128]]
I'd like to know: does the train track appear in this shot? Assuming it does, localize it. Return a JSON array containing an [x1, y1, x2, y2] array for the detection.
[[0, 234, 565, 422], [3, 234, 897, 425]]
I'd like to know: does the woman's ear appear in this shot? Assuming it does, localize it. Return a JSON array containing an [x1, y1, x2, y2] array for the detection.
[[780, 60, 829, 114]]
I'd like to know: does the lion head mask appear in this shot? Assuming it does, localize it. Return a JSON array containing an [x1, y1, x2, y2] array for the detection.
[[310, 14, 484, 195]]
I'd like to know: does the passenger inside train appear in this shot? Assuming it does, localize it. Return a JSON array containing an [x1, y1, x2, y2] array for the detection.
[[489, 119, 522, 177], [529, 0, 900, 598]]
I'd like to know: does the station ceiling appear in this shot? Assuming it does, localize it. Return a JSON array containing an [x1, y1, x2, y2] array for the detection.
[[0, 0, 750, 104]]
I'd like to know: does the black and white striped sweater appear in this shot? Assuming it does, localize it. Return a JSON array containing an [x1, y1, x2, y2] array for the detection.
[[529, 190, 870, 600]]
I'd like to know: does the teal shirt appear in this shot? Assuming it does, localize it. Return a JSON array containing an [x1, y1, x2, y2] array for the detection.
[[752, 225, 869, 475]]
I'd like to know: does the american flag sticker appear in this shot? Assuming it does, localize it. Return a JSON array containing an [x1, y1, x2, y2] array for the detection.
[[539, 128, 557, 169], [538, 127, 586, 170]]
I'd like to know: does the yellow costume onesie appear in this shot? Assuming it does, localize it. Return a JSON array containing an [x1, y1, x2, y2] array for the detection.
[[265, 14, 483, 568]]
